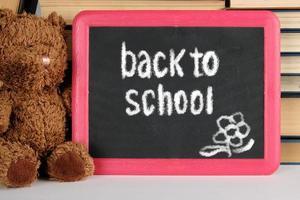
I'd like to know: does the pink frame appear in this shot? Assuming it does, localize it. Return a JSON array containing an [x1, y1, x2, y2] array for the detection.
[[72, 11, 280, 175]]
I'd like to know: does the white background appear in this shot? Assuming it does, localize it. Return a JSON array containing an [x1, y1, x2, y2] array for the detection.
[[1, 165, 299, 200]]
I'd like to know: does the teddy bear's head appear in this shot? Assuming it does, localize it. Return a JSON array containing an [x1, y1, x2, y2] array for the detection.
[[0, 9, 67, 91]]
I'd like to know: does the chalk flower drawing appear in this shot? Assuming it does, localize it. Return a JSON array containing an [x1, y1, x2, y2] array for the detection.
[[199, 112, 255, 157]]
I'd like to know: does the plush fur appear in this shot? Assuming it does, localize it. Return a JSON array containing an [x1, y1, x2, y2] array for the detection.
[[62, 87, 72, 117], [0, 9, 94, 187], [48, 142, 94, 182]]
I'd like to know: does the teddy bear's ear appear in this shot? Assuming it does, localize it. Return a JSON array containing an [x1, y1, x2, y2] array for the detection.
[[0, 9, 15, 29], [47, 12, 65, 32]]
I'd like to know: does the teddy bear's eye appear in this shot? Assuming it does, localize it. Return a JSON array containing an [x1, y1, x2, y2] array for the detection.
[[42, 55, 50, 66]]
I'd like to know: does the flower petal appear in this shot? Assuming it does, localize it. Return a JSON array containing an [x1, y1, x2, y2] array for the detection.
[[217, 116, 232, 130], [212, 131, 228, 144], [229, 136, 243, 147], [232, 112, 244, 124], [237, 122, 251, 138]]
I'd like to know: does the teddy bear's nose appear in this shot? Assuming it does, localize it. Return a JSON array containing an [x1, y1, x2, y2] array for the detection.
[[42, 55, 50, 66]]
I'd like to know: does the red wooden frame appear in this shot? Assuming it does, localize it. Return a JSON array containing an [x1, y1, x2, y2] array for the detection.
[[72, 11, 280, 175]]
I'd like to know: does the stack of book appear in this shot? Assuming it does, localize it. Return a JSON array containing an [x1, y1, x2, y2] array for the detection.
[[38, 0, 225, 61], [39, 0, 225, 25], [0, 0, 20, 12], [15, 0, 300, 164]]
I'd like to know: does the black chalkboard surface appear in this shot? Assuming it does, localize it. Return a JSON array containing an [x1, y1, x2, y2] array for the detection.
[[73, 11, 280, 175], [89, 27, 264, 158]]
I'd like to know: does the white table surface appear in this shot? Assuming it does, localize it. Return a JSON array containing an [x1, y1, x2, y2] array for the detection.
[[1, 165, 299, 200]]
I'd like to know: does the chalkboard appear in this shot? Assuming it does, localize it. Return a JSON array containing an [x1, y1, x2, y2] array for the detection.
[[89, 27, 264, 159], [73, 11, 280, 175]]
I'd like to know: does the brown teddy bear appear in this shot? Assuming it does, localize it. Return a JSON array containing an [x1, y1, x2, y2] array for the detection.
[[0, 9, 94, 187]]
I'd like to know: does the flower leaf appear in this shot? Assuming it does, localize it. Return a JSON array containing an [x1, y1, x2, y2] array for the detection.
[[232, 138, 255, 154], [199, 145, 231, 157]]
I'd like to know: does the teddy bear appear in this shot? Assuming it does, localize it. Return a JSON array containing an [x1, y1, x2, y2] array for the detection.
[[0, 9, 94, 187]]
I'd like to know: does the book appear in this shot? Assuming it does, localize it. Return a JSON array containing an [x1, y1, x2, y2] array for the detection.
[[281, 55, 300, 75], [18, 0, 38, 14], [282, 76, 300, 93], [274, 11, 300, 29], [39, 0, 225, 24], [282, 142, 300, 163], [282, 98, 300, 136], [0, 0, 20, 13], [281, 32, 300, 53], [228, 0, 300, 9]]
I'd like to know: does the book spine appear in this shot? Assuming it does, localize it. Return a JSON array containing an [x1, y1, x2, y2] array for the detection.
[[225, 0, 230, 8], [281, 28, 300, 99], [281, 139, 300, 164], [18, 0, 38, 14]]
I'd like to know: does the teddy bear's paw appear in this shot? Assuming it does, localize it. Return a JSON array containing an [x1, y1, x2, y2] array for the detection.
[[48, 151, 85, 181], [47, 142, 94, 182], [6, 158, 38, 187], [0, 140, 40, 187]]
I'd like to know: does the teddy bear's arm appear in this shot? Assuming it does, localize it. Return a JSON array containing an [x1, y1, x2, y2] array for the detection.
[[62, 86, 71, 117], [0, 89, 12, 134]]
